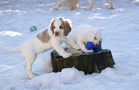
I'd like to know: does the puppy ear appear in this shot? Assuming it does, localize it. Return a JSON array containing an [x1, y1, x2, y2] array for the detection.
[[50, 19, 55, 35], [64, 19, 72, 36], [98, 32, 102, 49], [99, 39, 102, 49]]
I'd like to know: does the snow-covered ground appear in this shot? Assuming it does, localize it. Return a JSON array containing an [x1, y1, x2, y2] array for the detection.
[[0, 0, 139, 90]]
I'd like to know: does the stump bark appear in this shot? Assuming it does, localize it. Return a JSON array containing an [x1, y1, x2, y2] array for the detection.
[[51, 49, 115, 74]]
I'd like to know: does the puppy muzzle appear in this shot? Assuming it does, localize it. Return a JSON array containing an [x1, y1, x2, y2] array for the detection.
[[55, 32, 60, 36], [94, 43, 99, 47]]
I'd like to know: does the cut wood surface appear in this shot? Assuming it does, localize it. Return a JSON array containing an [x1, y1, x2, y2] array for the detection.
[[51, 49, 115, 74]]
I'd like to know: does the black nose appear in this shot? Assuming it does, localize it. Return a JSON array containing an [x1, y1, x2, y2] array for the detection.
[[94, 44, 98, 47], [55, 32, 60, 36]]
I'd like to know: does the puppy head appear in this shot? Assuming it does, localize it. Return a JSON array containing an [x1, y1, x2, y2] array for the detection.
[[85, 30, 102, 47], [50, 17, 72, 37]]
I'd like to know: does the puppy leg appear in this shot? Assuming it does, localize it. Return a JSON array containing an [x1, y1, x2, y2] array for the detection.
[[66, 44, 72, 49], [53, 44, 72, 58], [66, 3, 77, 10], [66, 44, 82, 55], [84, 0, 94, 10], [77, 41, 93, 53], [106, 0, 114, 9], [23, 53, 37, 79], [66, 5, 73, 10], [64, 38, 80, 50], [53, 0, 63, 10], [72, 4, 78, 10]]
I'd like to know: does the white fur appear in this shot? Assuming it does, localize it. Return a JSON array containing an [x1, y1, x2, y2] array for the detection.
[[85, 0, 114, 10], [53, 0, 114, 10], [68, 24, 102, 53], [0, 17, 79, 79], [53, 0, 79, 10]]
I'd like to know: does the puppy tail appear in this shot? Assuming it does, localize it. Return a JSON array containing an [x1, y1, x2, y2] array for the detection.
[[0, 45, 20, 53]]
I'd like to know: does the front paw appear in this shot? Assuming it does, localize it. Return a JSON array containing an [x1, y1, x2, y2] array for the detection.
[[73, 45, 80, 50], [106, 5, 114, 9], [83, 50, 94, 53], [84, 8, 91, 11], [53, 7, 58, 10], [29, 73, 37, 79], [62, 53, 72, 58]]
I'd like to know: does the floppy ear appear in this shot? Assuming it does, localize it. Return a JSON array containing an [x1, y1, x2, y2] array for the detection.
[[64, 19, 72, 36], [97, 31, 102, 50], [50, 19, 55, 35], [99, 39, 102, 50]]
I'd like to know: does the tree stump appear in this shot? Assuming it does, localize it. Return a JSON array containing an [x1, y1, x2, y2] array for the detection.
[[51, 49, 115, 74]]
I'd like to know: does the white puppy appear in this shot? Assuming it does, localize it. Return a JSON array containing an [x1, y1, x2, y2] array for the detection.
[[53, 0, 79, 10], [53, 0, 114, 10], [68, 24, 102, 53], [85, 0, 114, 10], [0, 17, 79, 79]]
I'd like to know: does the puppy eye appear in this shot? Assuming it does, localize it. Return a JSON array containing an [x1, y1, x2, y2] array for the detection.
[[59, 25, 64, 29], [52, 26, 55, 29], [94, 37, 97, 40]]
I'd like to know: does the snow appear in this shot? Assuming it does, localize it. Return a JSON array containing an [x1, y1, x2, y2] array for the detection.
[[0, 0, 139, 90]]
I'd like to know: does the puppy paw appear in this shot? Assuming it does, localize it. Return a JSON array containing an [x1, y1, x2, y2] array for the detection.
[[84, 8, 91, 11], [29, 74, 37, 79], [84, 50, 94, 53], [106, 5, 114, 9], [53, 7, 58, 10], [63, 53, 72, 58], [73, 45, 80, 50]]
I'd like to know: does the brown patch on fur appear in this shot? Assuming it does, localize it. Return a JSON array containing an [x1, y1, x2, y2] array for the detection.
[[37, 29, 50, 43], [50, 19, 55, 35], [64, 21, 71, 36]]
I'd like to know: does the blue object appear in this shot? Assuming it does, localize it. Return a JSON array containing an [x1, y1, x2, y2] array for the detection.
[[85, 42, 101, 52], [30, 26, 37, 32]]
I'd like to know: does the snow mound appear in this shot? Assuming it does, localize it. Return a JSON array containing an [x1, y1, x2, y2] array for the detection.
[[27, 73, 60, 89], [60, 68, 85, 84], [26, 68, 85, 89], [0, 31, 22, 36]]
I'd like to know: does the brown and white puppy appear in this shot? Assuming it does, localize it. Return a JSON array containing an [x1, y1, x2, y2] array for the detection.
[[0, 17, 79, 79], [68, 24, 102, 53], [53, 0, 114, 10]]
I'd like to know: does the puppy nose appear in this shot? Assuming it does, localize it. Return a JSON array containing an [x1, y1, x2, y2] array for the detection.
[[94, 44, 98, 47], [55, 32, 60, 36]]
